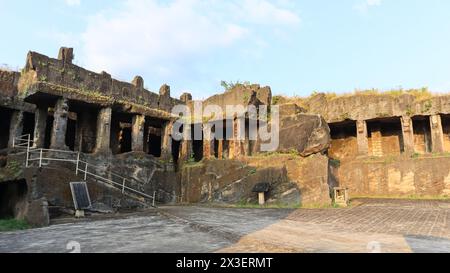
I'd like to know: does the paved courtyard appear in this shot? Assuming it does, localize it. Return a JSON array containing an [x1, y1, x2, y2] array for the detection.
[[0, 199, 449, 253]]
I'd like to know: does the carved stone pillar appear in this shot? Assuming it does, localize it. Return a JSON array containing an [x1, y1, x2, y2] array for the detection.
[[356, 120, 368, 156], [95, 107, 112, 154], [50, 98, 69, 150], [8, 111, 24, 148], [131, 114, 145, 152], [401, 116, 415, 154], [430, 114, 444, 153], [33, 106, 48, 148]]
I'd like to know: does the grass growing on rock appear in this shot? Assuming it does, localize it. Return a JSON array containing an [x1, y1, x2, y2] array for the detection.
[[0, 219, 31, 232], [273, 87, 437, 109]]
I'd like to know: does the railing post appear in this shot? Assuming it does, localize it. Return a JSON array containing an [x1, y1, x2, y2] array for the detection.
[[122, 178, 126, 194], [84, 163, 88, 181], [39, 149, 43, 167], [75, 153, 80, 175], [152, 191, 156, 207], [25, 134, 30, 168]]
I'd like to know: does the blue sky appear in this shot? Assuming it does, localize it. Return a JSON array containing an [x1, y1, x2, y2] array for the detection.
[[1, 0, 450, 99]]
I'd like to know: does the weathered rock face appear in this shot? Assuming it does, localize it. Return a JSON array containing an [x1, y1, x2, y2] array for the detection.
[[278, 103, 307, 117], [332, 156, 450, 197], [0, 150, 180, 226], [277, 113, 331, 157], [0, 70, 19, 98], [305, 92, 450, 123], [180, 92, 192, 103], [20, 50, 183, 118], [180, 154, 331, 206], [192, 84, 272, 113], [246, 154, 331, 205]]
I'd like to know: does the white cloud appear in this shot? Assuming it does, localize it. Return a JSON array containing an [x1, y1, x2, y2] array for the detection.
[[65, 0, 81, 7], [231, 0, 301, 26], [354, 0, 382, 14], [78, 0, 300, 80], [367, 0, 382, 6]]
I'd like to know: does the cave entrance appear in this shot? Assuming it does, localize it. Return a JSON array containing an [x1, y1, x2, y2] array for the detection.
[[213, 123, 222, 159], [442, 114, 450, 152], [22, 112, 35, 141], [0, 180, 28, 219], [147, 127, 162, 157], [172, 139, 181, 167], [367, 117, 404, 157], [192, 123, 203, 162], [328, 120, 358, 160], [65, 112, 77, 151], [110, 112, 132, 155], [246, 118, 257, 156], [68, 104, 99, 154], [0, 107, 12, 149], [222, 119, 233, 159], [412, 116, 432, 154], [44, 112, 54, 149], [144, 117, 164, 157], [120, 126, 132, 154], [171, 124, 182, 168]]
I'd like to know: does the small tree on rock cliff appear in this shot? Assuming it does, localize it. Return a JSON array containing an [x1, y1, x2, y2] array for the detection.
[[221, 80, 251, 92]]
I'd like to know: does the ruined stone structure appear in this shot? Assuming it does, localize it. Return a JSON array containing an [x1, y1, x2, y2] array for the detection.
[[293, 92, 450, 197], [1, 47, 449, 226]]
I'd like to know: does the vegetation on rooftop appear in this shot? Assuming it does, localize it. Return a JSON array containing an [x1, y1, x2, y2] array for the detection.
[[273, 87, 437, 108], [221, 80, 252, 92]]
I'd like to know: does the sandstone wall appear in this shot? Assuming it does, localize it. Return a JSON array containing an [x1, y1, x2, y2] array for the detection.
[[333, 156, 450, 197]]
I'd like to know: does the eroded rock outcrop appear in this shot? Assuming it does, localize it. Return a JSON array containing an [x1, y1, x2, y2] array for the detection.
[[277, 113, 331, 157], [180, 154, 331, 206]]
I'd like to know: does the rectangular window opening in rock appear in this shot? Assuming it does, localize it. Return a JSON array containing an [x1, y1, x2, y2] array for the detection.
[[144, 117, 164, 157], [78, 110, 98, 154], [0, 107, 13, 150], [412, 116, 432, 154], [328, 120, 358, 160], [22, 112, 35, 142], [65, 112, 77, 151], [245, 118, 257, 156], [110, 111, 133, 155], [222, 119, 233, 159], [191, 123, 203, 162], [44, 113, 54, 149], [442, 114, 450, 152], [367, 117, 404, 157], [0, 180, 28, 220]]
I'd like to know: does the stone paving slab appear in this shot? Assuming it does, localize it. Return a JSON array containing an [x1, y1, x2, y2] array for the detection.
[[0, 199, 449, 253], [0, 214, 231, 253]]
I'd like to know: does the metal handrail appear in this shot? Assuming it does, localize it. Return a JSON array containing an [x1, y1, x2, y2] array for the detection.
[[13, 134, 156, 207]]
